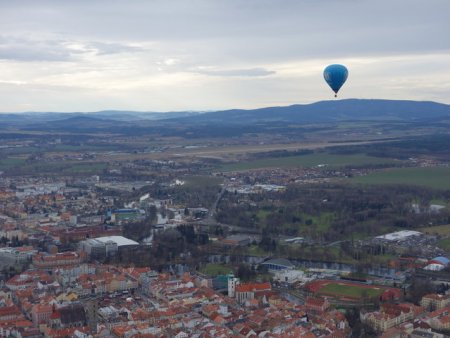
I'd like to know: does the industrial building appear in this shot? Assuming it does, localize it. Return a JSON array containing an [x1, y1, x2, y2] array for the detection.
[[79, 236, 139, 259]]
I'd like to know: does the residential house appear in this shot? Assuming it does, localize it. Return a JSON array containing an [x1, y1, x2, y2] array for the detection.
[[421, 294, 450, 311]]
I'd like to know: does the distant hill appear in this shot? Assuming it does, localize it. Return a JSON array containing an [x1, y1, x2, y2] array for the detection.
[[166, 99, 450, 124], [2, 99, 450, 135], [35, 116, 130, 130], [0, 110, 202, 128]]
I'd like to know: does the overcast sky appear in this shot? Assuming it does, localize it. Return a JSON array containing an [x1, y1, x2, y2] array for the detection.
[[1, 0, 449, 112]]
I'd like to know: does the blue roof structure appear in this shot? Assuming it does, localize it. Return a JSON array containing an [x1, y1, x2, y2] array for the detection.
[[261, 258, 295, 270]]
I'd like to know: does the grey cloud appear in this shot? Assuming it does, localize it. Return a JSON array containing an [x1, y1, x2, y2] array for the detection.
[[0, 36, 72, 61], [195, 67, 276, 77], [83, 41, 146, 55], [0, 36, 145, 61], [1, 0, 450, 111], [1, 0, 449, 61]]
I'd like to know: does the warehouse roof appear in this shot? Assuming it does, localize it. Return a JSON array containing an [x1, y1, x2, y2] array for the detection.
[[94, 236, 138, 247], [376, 230, 422, 241]]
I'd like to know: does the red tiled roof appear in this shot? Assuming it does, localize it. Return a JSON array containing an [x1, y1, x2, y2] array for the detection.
[[0, 318, 32, 329], [32, 303, 53, 314], [0, 305, 21, 317], [306, 297, 326, 307], [235, 282, 271, 293]]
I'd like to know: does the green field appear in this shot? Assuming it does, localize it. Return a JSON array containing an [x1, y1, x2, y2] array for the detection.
[[438, 238, 450, 251], [320, 283, 385, 299], [220, 153, 400, 171], [183, 175, 224, 187], [246, 245, 269, 257], [3, 161, 109, 176], [64, 163, 108, 173], [420, 224, 450, 236], [352, 167, 450, 190], [50, 144, 125, 152], [200, 263, 233, 276], [0, 157, 26, 170]]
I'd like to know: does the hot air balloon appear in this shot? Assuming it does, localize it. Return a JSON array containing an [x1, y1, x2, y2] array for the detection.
[[323, 64, 348, 97]]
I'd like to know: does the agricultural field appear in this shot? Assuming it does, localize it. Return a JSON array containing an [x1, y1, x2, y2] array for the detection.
[[0, 157, 27, 170], [3, 160, 109, 176], [352, 167, 450, 190], [183, 175, 224, 188], [61, 162, 109, 174], [220, 153, 401, 172]]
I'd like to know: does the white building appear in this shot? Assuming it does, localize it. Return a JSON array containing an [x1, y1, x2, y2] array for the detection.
[[375, 230, 422, 242], [0, 247, 37, 265], [273, 269, 310, 285], [79, 236, 138, 258], [228, 275, 240, 298]]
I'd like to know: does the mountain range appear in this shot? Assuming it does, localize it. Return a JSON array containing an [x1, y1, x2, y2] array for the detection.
[[1, 99, 450, 132]]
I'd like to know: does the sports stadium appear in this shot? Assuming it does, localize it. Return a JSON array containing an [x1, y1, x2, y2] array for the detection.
[[304, 279, 402, 303]]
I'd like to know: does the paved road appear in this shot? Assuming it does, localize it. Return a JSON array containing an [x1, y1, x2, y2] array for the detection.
[[208, 185, 227, 219]]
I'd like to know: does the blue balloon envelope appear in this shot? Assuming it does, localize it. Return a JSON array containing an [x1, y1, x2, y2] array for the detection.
[[323, 64, 348, 97]]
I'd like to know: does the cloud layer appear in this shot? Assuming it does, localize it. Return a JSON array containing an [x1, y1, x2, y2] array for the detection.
[[0, 0, 449, 112]]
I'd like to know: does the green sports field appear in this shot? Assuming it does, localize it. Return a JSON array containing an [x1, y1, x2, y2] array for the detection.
[[319, 282, 385, 299], [200, 263, 233, 276]]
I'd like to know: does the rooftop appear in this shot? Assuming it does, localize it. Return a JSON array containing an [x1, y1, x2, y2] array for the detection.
[[92, 235, 139, 247], [431, 256, 450, 265], [236, 282, 271, 293], [376, 230, 422, 241], [261, 258, 295, 268]]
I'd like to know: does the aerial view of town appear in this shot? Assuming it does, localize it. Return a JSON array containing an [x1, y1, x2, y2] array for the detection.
[[1, 1, 450, 338]]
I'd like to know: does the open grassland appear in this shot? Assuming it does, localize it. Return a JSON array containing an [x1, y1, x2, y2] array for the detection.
[[170, 138, 397, 158], [4, 161, 109, 176], [438, 238, 450, 251], [183, 175, 224, 188], [246, 245, 269, 257], [431, 198, 449, 206], [319, 282, 385, 299], [220, 153, 400, 172], [420, 224, 450, 236], [65, 163, 109, 173], [49, 144, 126, 152], [0, 146, 42, 155], [420, 224, 450, 251], [352, 167, 450, 190], [0, 157, 27, 170]]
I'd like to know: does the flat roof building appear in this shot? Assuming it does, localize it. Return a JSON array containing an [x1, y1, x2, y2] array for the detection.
[[261, 258, 295, 271], [79, 236, 138, 259], [93, 236, 138, 247], [375, 230, 422, 242]]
